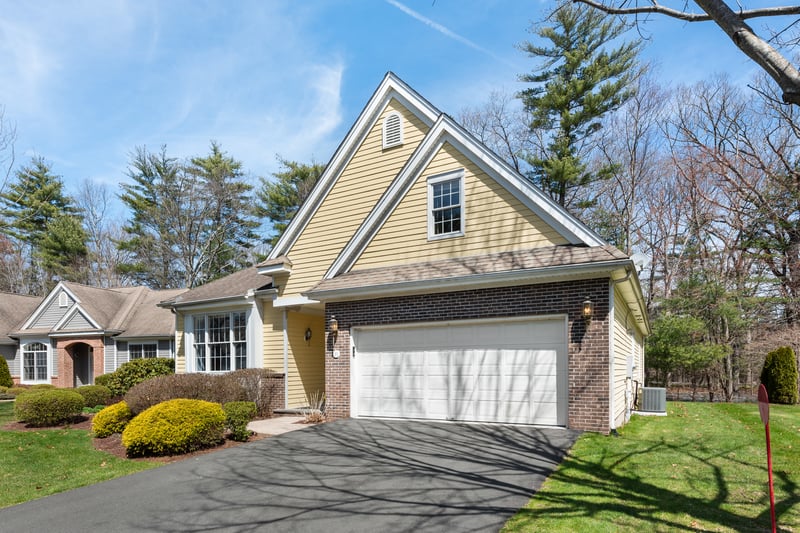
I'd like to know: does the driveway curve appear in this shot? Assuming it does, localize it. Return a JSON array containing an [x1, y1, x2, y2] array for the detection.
[[0, 418, 579, 533]]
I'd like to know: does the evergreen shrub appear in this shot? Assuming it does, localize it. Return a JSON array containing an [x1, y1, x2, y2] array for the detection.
[[223, 401, 257, 442], [761, 346, 799, 405], [0, 357, 12, 388], [14, 389, 85, 426], [101, 358, 175, 396], [76, 385, 112, 407], [122, 399, 225, 457], [92, 401, 133, 437]]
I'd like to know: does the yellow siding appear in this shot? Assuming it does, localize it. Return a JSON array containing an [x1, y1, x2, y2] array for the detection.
[[354, 142, 569, 269], [175, 312, 186, 374], [286, 312, 325, 408], [261, 300, 284, 373], [281, 99, 430, 297], [612, 286, 634, 427]]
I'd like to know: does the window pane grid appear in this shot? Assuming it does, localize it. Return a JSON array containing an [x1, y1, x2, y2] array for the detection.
[[431, 178, 462, 236], [193, 312, 247, 372], [23, 342, 48, 382]]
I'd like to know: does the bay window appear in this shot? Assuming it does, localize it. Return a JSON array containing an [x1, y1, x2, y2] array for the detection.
[[192, 311, 247, 372]]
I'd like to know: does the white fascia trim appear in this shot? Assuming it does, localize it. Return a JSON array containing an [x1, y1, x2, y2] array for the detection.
[[273, 295, 321, 308], [268, 72, 439, 260], [52, 304, 102, 331], [169, 295, 255, 312], [325, 115, 606, 279], [438, 118, 606, 247], [21, 282, 79, 330], [310, 259, 631, 302], [48, 331, 106, 338]]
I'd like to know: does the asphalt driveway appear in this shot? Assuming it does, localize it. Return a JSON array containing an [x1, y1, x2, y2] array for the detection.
[[0, 418, 579, 533]]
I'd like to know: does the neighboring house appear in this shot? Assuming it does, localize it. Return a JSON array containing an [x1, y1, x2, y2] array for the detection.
[[0, 293, 43, 377], [168, 72, 649, 433], [3, 282, 184, 387]]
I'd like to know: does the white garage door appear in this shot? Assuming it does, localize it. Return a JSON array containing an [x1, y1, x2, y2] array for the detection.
[[352, 318, 567, 426]]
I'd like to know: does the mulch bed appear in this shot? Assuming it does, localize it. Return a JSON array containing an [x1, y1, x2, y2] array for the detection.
[[2, 415, 266, 464]]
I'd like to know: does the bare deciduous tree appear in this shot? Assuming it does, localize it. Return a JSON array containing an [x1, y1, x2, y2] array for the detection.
[[573, 0, 800, 105]]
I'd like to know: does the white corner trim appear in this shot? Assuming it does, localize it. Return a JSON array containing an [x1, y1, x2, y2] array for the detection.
[[272, 295, 321, 308], [608, 280, 616, 432]]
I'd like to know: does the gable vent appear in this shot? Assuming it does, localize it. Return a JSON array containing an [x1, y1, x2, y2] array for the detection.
[[382, 112, 403, 149]]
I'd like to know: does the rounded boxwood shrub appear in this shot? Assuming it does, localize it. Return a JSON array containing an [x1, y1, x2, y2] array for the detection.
[[29, 383, 56, 390], [94, 374, 111, 388], [103, 358, 175, 396], [761, 346, 799, 405], [14, 389, 86, 427], [76, 384, 112, 407], [6, 387, 29, 397], [92, 401, 133, 437], [122, 399, 225, 457], [0, 357, 12, 388], [223, 401, 257, 442]]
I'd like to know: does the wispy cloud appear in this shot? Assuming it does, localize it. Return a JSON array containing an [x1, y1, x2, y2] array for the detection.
[[385, 0, 518, 70]]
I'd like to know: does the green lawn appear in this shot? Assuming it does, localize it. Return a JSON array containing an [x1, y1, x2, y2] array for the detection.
[[504, 402, 800, 532], [0, 401, 156, 509]]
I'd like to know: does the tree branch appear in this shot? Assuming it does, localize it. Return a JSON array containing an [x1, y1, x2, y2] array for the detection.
[[574, 0, 800, 105]]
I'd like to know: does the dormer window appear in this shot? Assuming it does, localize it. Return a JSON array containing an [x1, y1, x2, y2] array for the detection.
[[382, 112, 403, 149], [427, 170, 465, 240], [58, 292, 69, 308]]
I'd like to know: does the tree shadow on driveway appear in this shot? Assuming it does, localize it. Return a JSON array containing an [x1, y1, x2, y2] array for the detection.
[[134, 419, 581, 533]]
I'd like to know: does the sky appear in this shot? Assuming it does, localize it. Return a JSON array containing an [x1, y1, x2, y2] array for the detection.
[[0, 1, 792, 218]]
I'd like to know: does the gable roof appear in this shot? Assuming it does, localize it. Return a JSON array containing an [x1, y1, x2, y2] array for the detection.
[[0, 293, 42, 344], [160, 268, 274, 308], [306, 245, 629, 301], [17, 282, 182, 337], [325, 113, 606, 279], [267, 72, 439, 261]]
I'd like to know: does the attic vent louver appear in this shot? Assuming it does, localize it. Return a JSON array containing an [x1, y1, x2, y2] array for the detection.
[[382, 112, 403, 149]]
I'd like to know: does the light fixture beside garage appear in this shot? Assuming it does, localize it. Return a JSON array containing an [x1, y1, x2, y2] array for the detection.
[[329, 316, 339, 340], [304, 328, 312, 342], [582, 298, 594, 324]]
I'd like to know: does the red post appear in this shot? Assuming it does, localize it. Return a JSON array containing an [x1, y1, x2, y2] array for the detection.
[[758, 384, 776, 533]]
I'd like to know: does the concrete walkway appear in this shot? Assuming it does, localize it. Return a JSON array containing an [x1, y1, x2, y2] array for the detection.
[[0, 418, 579, 533], [247, 415, 307, 436]]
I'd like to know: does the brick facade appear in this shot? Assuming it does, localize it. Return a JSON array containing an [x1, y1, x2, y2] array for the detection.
[[52, 338, 105, 388], [325, 277, 612, 433]]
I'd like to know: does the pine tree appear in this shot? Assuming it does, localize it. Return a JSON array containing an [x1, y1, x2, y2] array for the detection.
[[255, 159, 325, 248], [519, 2, 640, 209]]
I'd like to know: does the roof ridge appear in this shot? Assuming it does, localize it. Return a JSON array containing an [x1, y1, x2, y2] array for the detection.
[[109, 286, 149, 332]]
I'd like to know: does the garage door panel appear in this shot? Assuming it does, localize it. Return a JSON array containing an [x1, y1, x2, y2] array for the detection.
[[354, 319, 567, 426]]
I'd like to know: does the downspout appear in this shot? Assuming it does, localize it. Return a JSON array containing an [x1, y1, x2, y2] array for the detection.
[[282, 309, 289, 409], [608, 266, 634, 434]]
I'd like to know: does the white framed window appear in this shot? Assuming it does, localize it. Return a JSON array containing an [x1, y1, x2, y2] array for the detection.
[[382, 111, 403, 149], [129, 343, 158, 360], [427, 170, 465, 239], [22, 342, 49, 383], [192, 311, 248, 372], [58, 292, 69, 308]]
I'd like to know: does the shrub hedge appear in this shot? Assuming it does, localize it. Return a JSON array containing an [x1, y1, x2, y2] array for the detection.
[[6, 387, 29, 397], [92, 401, 133, 437], [761, 346, 799, 405], [100, 358, 175, 396], [122, 399, 225, 457], [0, 357, 12, 388], [76, 385, 113, 407], [224, 401, 257, 442], [124, 373, 248, 414], [14, 389, 86, 427]]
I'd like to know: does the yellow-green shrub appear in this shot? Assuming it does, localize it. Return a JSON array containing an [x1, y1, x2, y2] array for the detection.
[[92, 401, 133, 437], [14, 389, 85, 427], [6, 387, 29, 397], [122, 399, 225, 457]]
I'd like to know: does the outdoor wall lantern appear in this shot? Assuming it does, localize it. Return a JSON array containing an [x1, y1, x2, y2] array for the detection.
[[582, 298, 594, 324], [329, 316, 339, 340], [304, 328, 312, 342]]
